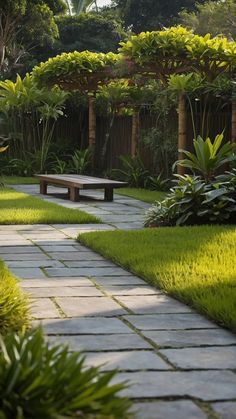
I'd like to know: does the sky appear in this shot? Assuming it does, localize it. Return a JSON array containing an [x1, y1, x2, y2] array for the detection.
[[97, 0, 113, 7]]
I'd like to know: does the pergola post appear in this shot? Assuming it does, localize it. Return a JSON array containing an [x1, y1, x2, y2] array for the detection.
[[88, 95, 96, 169], [131, 107, 140, 157], [231, 100, 236, 143], [177, 93, 187, 175]]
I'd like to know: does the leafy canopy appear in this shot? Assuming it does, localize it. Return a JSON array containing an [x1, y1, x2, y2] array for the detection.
[[32, 51, 119, 91]]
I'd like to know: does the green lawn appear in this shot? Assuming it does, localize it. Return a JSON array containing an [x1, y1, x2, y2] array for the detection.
[[116, 187, 166, 203], [0, 188, 100, 224], [1, 176, 39, 184], [79, 225, 236, 332], [0, 260, 29, 334]]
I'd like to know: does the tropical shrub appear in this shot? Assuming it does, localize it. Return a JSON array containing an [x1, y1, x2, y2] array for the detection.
[[0, 328, 131, 419], [174, 133, 236, 181], [145, 174, 236, 227], [0, 260, 29, 334], [113, 155, 149, 187], [69, 148, 92, 174]]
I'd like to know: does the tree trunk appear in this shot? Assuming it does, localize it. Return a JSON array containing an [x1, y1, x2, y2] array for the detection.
[[231, 101, 236, 144], [0, 42, 6, 72], [177, 93, 187, 175], [131, 108, 140, 157], [88, 95, 96, 169]]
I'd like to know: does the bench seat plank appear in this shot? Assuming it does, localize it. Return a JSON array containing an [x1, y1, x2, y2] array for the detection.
[[35, 174, 127, 202]]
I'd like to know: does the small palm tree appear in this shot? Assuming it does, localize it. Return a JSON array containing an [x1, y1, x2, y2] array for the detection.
[[70, 0, 98, 15]]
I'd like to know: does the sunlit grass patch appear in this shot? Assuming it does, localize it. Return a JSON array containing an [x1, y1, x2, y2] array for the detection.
[[116, 187, 166, 203], [79, 225, 236, 331], [0, 260, 29, 334], [1, 176, 39, 184], [0, 188, 100, 224]]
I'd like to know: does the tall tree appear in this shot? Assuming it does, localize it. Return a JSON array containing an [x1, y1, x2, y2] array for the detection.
[[110, 0, 218, 32], [70, 0, 98, 15], [180, 0, 236, 40], [0, 0, 66, 78]]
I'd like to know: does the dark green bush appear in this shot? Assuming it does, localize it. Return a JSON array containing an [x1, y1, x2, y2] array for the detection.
[[145, 174, 236, 227], [0, 328, 131, 419]]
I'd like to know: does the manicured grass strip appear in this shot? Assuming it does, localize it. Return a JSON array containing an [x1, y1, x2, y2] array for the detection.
[[116, 187, 166, 203], [0, 188, 100, 224], [0, 260, 29, 334], [1, 176, 39, 184], [79, 226, 236, 332]]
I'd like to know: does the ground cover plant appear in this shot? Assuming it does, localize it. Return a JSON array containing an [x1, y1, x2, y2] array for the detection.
[[1, 176, 39, 184], [0, 188, 100, 224], [0, 260, 28, 334], [116, 188, 166, 203], [79, 226, 236, 331], [0, 328, 130, 418]]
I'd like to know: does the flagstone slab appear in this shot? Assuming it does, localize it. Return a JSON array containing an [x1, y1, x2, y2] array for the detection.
[[10, 267, 46, 279], [19, 277, 93, 287], [144, 329, 236, 348], [47, 333, 152, 351], [48, 252, 105, 261], [123, 314, 218, 330], [0, 245, 38, 252], [6, 260, 64, 268], [24, 286, 104, 297], [1, 253, 50, 260], [84, 350, 171, 371], [64, 260, 116, 268], [117, 295, 193, 314], [132, 401, 207, 419], [211, 402, 236, 419], [94, 276, 145, 286], [102, 285, 163, 296], [39, 245, 79, 252], [113, 370, 236, 400], [161, 346, 236, 369], [39, 317, 133, 334], [45, 267, 133, 277], [30, 298, 60, 319], [55, 296, 127, 317]]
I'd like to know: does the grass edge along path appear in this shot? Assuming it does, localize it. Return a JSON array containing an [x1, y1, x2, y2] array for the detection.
[[1, 176, 39, 185], [79, 225, 236, 332], [116, 187, 166, 203], [0, 260, 29, 334], [0, 188, 100, 224]]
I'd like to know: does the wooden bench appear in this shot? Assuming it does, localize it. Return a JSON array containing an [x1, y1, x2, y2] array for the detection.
[[35, 174, 127, 202]]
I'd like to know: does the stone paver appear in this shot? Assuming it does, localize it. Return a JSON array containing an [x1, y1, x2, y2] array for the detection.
[[84, 350, 171, 371], [144, 329, 236, 348], [132, 401, 207, 419], [2, 186, 236, 418], [117, 295, 193, 314], [123, 313, 218, 330], [113, 370, 236, 400], [47, 333, 152, 351], [211, 402, 236, 419], [161, 346, 236, 369], [55, 296, 127, 317]]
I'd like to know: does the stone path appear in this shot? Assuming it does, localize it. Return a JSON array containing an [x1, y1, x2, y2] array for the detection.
[[1, 185, 236, 418]]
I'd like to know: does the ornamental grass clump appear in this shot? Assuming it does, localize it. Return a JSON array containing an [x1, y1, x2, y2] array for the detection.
[[0, 260, 29, 334], [0, 328, 131, 419]]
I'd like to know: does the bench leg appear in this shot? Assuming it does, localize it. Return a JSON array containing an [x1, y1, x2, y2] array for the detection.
[[104, 187, 113, 201], [40, 181, 47, 195], [70, 187, 80, 202]]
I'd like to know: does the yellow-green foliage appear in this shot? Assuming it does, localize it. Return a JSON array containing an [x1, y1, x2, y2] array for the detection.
[[0, 260, 28, 334], [32, 51, 119, 90], [119, 26, 236, 77], [79, 225, 236, 331], [0, 188, 100, 224]]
